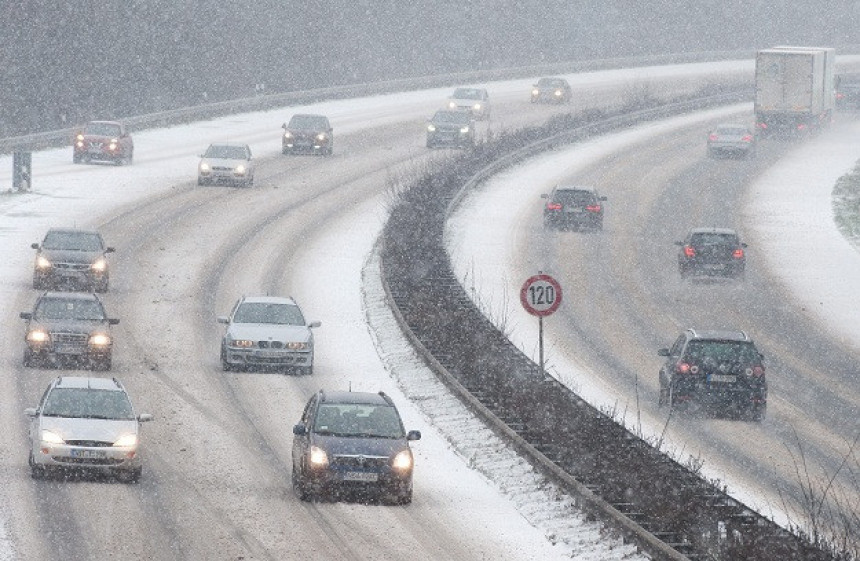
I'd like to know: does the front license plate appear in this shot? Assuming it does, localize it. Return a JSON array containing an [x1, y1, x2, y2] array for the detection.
[[54, 345, 84, 355], [70, 449, 106, 459], [343, 471, 378, 482], [709, 374, 736, 384]]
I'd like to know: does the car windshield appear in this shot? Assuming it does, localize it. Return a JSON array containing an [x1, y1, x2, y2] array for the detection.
[[538, 78, 566, 88], [715, 126, 748, 136], [452, 88, 482, 99], [232, 302, 305, 325], [690, 232, 738, 246], [42, 388, 135, 420], [84, 122, 121, 136], [684, 340, 761, 365], [42, 231, 103, 251], [34, 297, 106, 321], [313, 404, 405, 438], [553, 190, 596, 205], [288, 115, 327, 130], [205, 145, 248, 159], [433, 111, 471, 125]]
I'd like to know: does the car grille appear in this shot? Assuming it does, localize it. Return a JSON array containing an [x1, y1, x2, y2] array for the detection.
[[211, 166, 235, 172], [258, 341, 284, 349], [331, 454, 389, 470], [65, 440, 113, 447], [54, 456, 124, 466], [53, 262, 90, 271], [51, 332, 88, 345]]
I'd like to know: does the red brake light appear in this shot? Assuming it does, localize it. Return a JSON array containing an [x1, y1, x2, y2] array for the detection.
[[708, 133, 719, 141], [732, 248, 744, 259], [837, 92, 845, 100], [741, 134, 753, 142], [585, 204, 601, 213], [676, 362, 691, 374], [797, 123, 807, 130], [683, 245, 695, 258], [547, 202, 562, 210], [756, 122, 767, 130]]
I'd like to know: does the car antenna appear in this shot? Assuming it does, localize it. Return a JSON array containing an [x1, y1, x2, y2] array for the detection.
[[348, 381, 352, 392]]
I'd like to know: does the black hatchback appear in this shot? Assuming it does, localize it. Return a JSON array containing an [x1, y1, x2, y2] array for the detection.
[[542, 186, 606, 230], [291, 390, 421, 504], [676, 227, 746, 279]]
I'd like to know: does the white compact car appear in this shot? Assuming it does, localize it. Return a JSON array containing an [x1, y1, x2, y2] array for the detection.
[[25, 376, 153, 482], [447, 87, 490, 120], [197, 142, 255, 186]]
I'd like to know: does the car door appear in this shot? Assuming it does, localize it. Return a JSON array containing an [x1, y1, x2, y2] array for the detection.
[[292, 395, 317, 472], [661, 334, 686, 385]]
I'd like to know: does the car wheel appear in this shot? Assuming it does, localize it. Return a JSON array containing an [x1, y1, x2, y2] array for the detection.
[[93, 356, 112, 371], [33, 276, 45, 290], [23, 350, 35, 367], [292, 467, 311, 501], [396, 490, 413, 505], [750, 402, 767, 423], [94, 280, 109, 293], [197, 177, 206, 186], [117, 467, 142, 484], [658, 378, 668, 407], [298, 365, 313, 376], [220, 346, 235, 372], [73, 155, 82, 164], [114, 156, 123, 166]]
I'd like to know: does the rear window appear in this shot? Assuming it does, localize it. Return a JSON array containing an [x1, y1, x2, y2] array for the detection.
[[690, 232, 739, 246], [553, 190, 596, 205], [684, 340, 761, 364]]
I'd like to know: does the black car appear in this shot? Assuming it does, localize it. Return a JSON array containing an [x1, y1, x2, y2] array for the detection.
[[676, 227, 746, 279], [658, 329, 767, 421], [835, 73, 860, 109], [282, 114, 333, 155], [542, 186, 606, 230], [292, 390, 421, 504], [32, 228, 114, 292], [530, 77, 572, 104], [426, 110, 475, 149], [20, 292, 119, 370]]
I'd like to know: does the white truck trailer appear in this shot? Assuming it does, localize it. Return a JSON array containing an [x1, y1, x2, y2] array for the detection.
[[754, 46, 835, 136]]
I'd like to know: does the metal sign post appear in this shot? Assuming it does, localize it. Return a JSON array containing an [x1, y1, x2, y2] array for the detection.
[[519, 273, 563, 373]]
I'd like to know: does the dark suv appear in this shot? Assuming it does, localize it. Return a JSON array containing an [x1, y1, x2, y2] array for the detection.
[[282, 114, 333, 155], [291, 390, 421, 504], [426, 110, 475, 149], [676, 227, 746, 279], [32, 228, 114, 292], [657, 329, 767, 421], [20, 292, 119, 370], [542, 186, 606, 230]]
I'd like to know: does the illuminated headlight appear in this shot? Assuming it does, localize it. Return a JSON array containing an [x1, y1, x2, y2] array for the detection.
[[392, 450, 413, 471], [286, 341, 309, 350], [199, 161, 211, 172], [532, 88, 540, 96], [76, 133, 84, 142], [113, 434, 138, 447], [554, 90, 562, 96], [235, 164, 246, 175], [283, 131, 293, 139], [41, 430, 65, 445], [460, 126, 470, 134], [448, 101, 457, 109], [108, 139, 119, 151], [309, 446, 328, 466], [91, 257, 107, 272], [76, 140, 84, 148], [473, 103, 482, 111], [316, 133, 327, 141], [35, 255, 52, 269], [89, 333, 112, 347], [27, 329, 50, 343], [229, 339, 254, 348], [427, 124, 436, 132]]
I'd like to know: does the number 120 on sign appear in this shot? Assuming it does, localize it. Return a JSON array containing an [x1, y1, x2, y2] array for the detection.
[[520, 274, 563, 317]]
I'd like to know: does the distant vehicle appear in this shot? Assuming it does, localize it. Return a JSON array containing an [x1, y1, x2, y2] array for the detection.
[[754, 46, 835, 135], [73, 120, 134, 165], [197, 143, 254, 186], [282, 114, 334, 155], [32, 228, 114, 292], [20, 292, 119, 370], [835, 73, 860, 109], [447, 87, 490, 120], [426, 110, 476, 149], [657, 329, 767, 421], [218, 295, 320, 374], [530, 77, 572, 104], [541, 186, 606, 231], [706, 124, 756, 159], [291, 389, 421, 504], [676, 227, 746, 279], [25, 376, 153, 482]]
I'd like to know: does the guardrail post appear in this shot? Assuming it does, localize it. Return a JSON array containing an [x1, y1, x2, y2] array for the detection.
[[13, 151, 31, 192]]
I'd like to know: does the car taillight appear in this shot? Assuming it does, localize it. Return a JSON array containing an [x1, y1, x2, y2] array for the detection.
[[585, 204, 601, 213], [797, 123, 807, 131], [741, 134, 753, 142], [756, 122, 767, 130], [751, 365, 765, 377], [676, 362, 691, 374], [683, 245, 695, 258], [836, 92, 845, 100], [708, 134, 719, 141], [732, 248, 744, 259], [547, 203, 562, 210]]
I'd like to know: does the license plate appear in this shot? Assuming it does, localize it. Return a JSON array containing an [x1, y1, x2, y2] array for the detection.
[[343, 471, 378, 482], [54, 345, 84, 355], [70, 449, 106, 459], [256, 351, 286, 359], [709, 374, 736, 383], [565, 208, 583, 213]]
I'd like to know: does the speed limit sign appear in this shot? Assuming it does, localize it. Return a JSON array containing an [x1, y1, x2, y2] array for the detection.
[[520, 274, 563, 317]]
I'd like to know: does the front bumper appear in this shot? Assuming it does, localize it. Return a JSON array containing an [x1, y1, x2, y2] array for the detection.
[[223, 346, 313, 368], [303, 463, 413, 497], [31, 441, 141, 472], [34, 267, 107, 288]]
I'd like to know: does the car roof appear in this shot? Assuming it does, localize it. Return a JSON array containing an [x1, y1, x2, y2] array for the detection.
[[319, 390, 394, 406], [553, 185, 597, 193], [290, 113, 327, 120], [87, 120, 122, 126], [689, 227, 737, 236], [45, 227, 101, 236], [208, 142, 249, 148], [52, 376, 124, 391], [686, 328, 751, 342], [239, 295, 298, 306]]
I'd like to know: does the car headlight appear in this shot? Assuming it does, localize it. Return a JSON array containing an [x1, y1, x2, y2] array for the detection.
[[473, 103, 482, 111], [448, 101, 457, 109], [35, 255, 52, 269], [460, 126, 470, 134], [76, 133, 84, 142], [316, 133, 327, 141], [235, 164, 246, 174], [427, 124, 436, 132], [91, 257, 107, 272], [199, 161, 210, 172], [108, 139, 118, 151], [532, 88, 539, 96], [27, 329, 50, 343], [554, 90, 562, 96], [41, 430, 65, 445], [392, 450, 413, 471], [283, 131, 293, 139], [286, 341, 309, 350], [309, 446, 328, 466], [89, 333, 112, 347], [229, 338, 254, 348], [113, 434, 138, 447]]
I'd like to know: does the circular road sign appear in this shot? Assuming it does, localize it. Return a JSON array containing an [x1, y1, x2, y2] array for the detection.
[[520, 274, 563, 317]]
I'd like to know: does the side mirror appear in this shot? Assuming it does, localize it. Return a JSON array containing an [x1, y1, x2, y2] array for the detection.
[[599, 196, 607, 201], [138, 413, 154, 423], [293, 424, 307, 436], [105, 247, 116, 253], [31, 242, 40, 250], [109, 318, 120, 325], [20, 312, 32, 320], [217, 316, 229, 324], [282, 123, 287, 129], [540, 193, 548, 199], [308, 321, 321, 329], [24, 407, 37, 418], [657, 348, 670, 357], [741, 243, 748, 248], [407, 430, 422, 441], [674, 241, 684, 246]]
